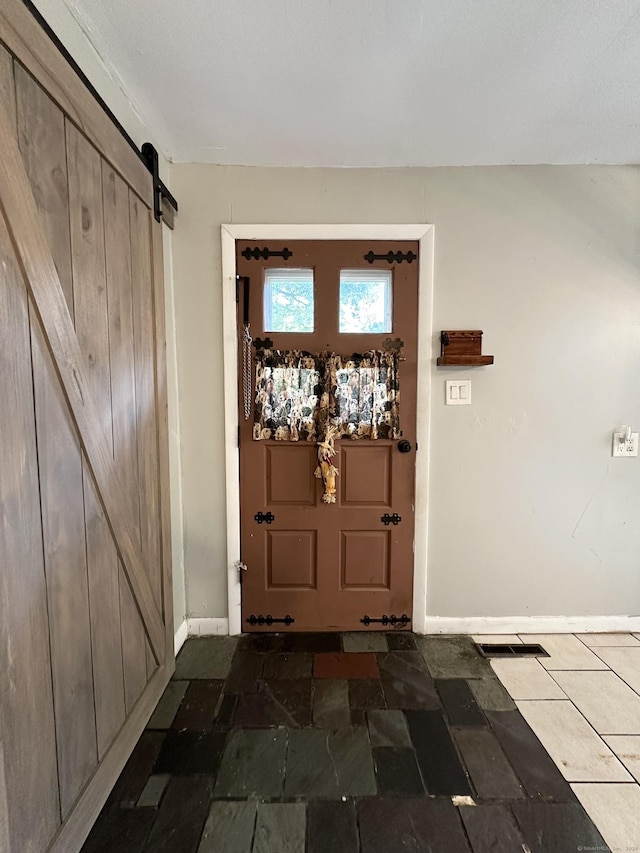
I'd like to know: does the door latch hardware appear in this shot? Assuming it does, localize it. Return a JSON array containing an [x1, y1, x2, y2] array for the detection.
[[247, 614, 295, 626], [235, 561, 248, 585], [381, 513, 402, 525], [241, 246, 293, 261], [254, 512, 275, 524], [361, 613, 411, 627], [397, 440, 412, 453], [364, 250, 416, 265]]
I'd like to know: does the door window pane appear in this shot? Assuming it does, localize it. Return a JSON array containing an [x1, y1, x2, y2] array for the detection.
[[339, 269, 392, 333], [264, 268, 314, 332]]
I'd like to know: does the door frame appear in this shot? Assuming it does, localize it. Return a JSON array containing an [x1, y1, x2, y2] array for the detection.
[[221, 224, 434, 635]]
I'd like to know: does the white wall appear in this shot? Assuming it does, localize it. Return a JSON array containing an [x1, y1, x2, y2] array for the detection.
[[32, 0, 186, 630], [170, 163, 640, 623], [26, 2, 640, 629]]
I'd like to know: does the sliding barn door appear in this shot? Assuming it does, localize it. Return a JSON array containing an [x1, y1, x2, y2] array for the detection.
[[0, 3, 173, 851]]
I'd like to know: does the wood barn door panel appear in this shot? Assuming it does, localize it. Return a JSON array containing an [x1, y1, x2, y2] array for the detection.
[[10, 50, 98, 823], [0, 43, 14, 120], [0, 207, 60, 852], [83, 458, 127, 760], [119, 563, 149, 711], [130, 193, 162, 678], [66, 121, 112, 440], [0, 742, 11, 853], [103, 163, 150, 710], [0, 8, 173, 847], [0, 102, 165, 660], [150, 211, 174, 665], [32, 317, 98, 818], [15, 63, 74, 312], [130, 193, 162, 612], [16, 66, 128, 769], [103, 164, 139, 528], [67, 120, 127, 762]]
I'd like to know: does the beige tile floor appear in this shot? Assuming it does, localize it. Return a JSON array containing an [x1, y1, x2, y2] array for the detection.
[[476, 632, 640, 852]]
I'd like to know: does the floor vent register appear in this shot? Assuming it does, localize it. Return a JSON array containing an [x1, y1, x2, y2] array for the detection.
[[475, 642, 549, 658]]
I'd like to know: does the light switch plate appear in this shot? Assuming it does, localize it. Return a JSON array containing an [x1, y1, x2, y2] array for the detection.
[[445, 380, 471, 405]]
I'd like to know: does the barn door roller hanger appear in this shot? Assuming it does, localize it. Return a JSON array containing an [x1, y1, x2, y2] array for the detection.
[[141, 142, 178, 228]]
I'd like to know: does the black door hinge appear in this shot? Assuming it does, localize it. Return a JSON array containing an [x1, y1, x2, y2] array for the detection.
[[253, 337, 274, 350], [381, 513, 402, 525], [247, 614, 295, 626], [364, 250, 416, 265], [241, 246, 293, 261], [255, 511, 275, 524], [361, 613, 411, 627]]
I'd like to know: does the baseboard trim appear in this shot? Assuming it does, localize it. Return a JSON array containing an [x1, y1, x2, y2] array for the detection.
[[177, 614, 640, 642], [187, 617, 230, 637], [174, 618, 231, 654], [422, 615, 640, 634], [174, 619, 188, 655]]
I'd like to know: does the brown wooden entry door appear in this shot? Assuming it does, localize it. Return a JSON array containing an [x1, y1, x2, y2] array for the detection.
[[238, 240, 418, 632], [0, 4, 172, 850]]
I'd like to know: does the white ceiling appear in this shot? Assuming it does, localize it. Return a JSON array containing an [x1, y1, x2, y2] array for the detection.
[[62, 0, 640, 167]]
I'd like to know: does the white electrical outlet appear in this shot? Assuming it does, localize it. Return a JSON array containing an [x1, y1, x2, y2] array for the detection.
[[612, 432, 639, 457]]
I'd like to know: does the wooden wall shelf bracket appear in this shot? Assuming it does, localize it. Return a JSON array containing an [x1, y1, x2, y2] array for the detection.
[[437, 330, 494, 366]]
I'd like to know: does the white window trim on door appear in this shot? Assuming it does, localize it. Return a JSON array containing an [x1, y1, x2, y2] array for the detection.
[[221, 224, 434, 635]]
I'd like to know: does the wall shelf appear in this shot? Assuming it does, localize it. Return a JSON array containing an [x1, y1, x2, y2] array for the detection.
[[437, 330, 494, 366]]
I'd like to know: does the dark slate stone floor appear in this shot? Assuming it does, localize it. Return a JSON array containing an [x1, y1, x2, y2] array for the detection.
[[82, 633, 607, 853]]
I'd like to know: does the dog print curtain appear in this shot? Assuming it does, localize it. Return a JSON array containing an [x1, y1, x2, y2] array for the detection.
[[328, 350, 399, 440], [252, 350, 328, 441], [253, 349, 399, 441]]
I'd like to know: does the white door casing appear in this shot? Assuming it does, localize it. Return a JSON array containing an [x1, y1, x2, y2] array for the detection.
[[221, 224, 434, 635]]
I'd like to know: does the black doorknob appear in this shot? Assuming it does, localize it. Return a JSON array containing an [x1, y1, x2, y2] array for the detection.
[[398, 440, 412, 453]]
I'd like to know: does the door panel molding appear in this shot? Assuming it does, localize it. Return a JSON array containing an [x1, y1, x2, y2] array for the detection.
[[340, 443, 392, 507], [0, 99, 165, 662], [221, 224, 434, 635], [341, 530, 391, 590]]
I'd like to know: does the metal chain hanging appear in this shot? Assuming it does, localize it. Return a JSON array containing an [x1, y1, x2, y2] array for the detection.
[[239, 275, 253, 421], [242, 324, 253, 420]]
